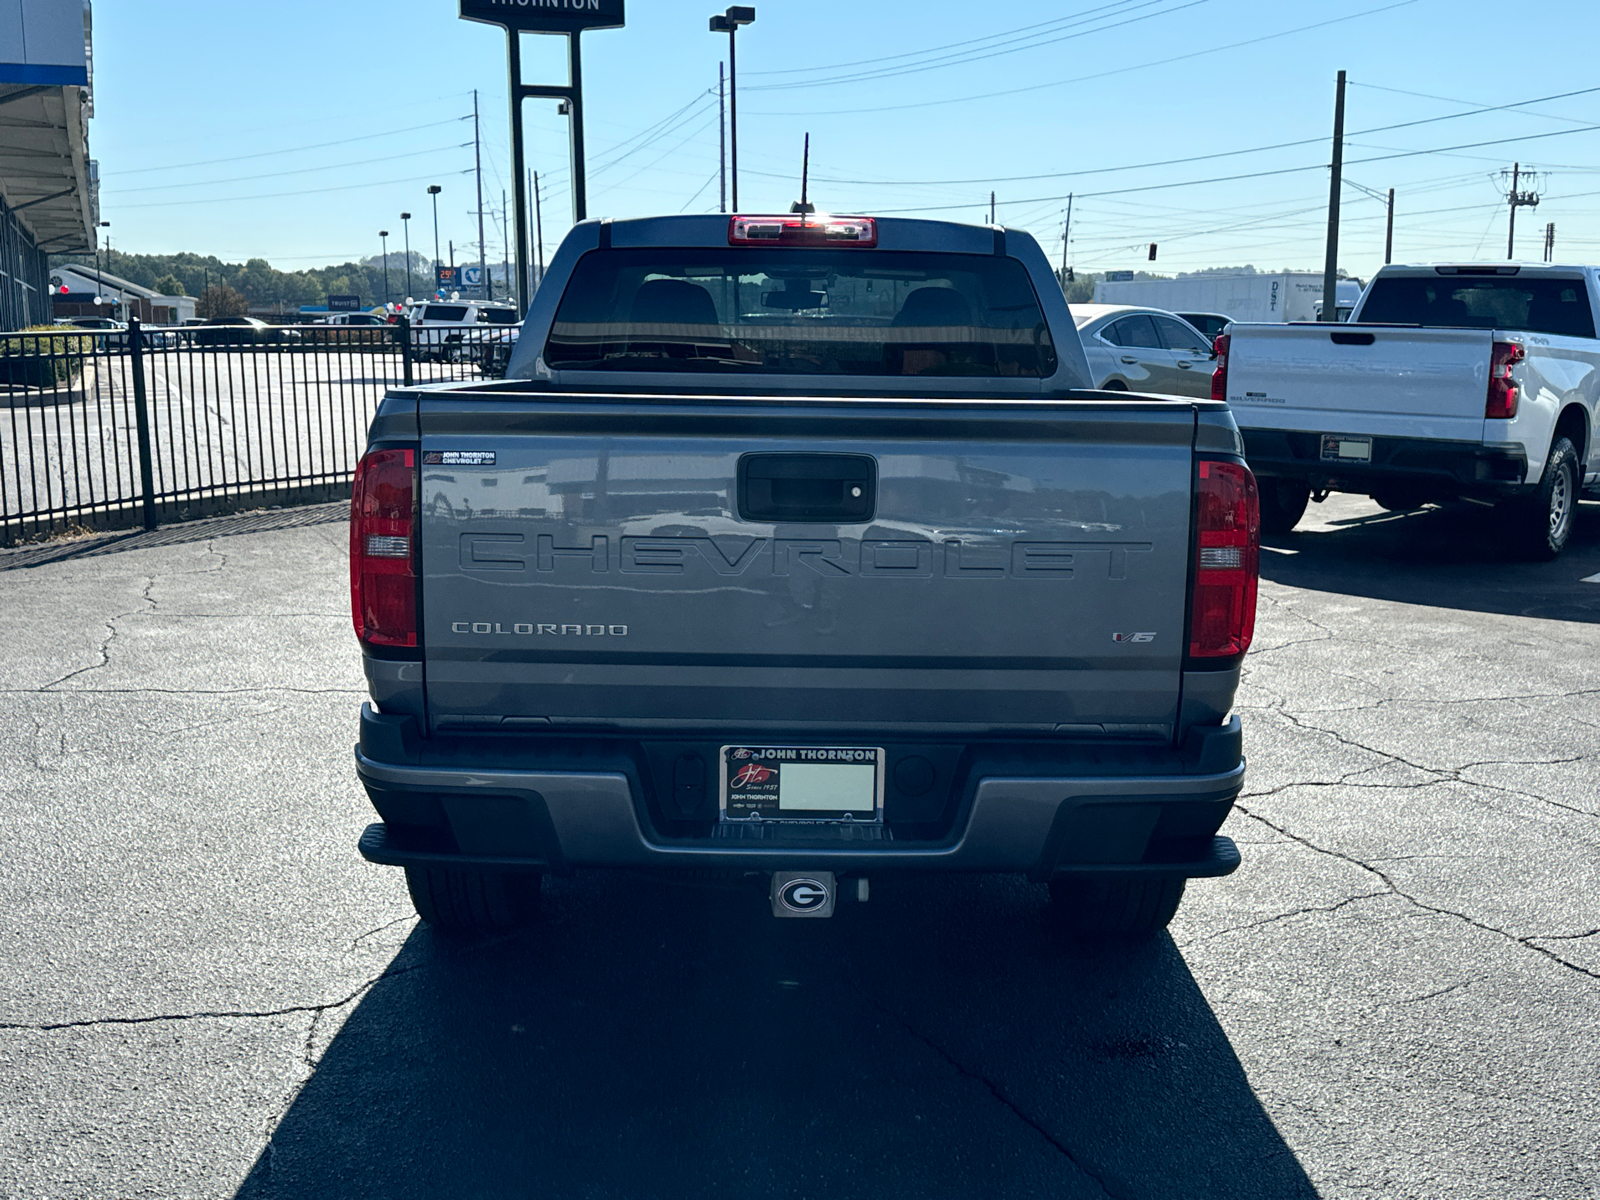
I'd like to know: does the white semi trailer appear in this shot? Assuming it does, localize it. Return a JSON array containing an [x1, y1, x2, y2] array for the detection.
[[1092, 273, 1363, 324]]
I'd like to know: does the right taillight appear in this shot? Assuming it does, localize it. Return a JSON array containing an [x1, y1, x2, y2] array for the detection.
[[1486, 340, 1524, 419], [1210, 333, 1230, 402], [350, 447, 417, 649], [1189, 459, 1259, 660]]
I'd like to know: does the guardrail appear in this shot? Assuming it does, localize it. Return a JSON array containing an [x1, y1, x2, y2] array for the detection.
[[0, 316, 517, 545]]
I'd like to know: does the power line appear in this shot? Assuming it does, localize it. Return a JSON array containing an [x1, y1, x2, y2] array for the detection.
[[870, 122, 1600, 214], [745, 0, 1419, 117], [744, 0, 1150, 77], [747, 0, 1207, 91], [798, 84, 1600, 190], [113, 169, 473, 210], [103, 143, 473, 194], [108, 118, 468, 176]]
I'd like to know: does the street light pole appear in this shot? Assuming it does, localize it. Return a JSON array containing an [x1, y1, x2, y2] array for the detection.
[[709, 7, 755, 211], [427, 185, 443, 297], [379, 231, 391, 309], [401, 212, 413, 301]]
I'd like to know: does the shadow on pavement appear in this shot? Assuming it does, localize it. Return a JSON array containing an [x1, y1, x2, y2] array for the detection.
[[1261, 498, 1600, 622], [235, 871, 1315, 1200], [0, 502, 346, 570]]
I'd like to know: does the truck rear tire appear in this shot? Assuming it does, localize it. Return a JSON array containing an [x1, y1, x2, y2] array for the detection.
[[1500, 436, 1578, 561], [1258, 478, 1310, 535], [1049, 875, 1186, 940], [404, 866, 541, 933]]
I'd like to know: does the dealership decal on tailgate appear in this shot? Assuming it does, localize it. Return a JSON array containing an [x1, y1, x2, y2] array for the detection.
[[720, 746, 884, 821]]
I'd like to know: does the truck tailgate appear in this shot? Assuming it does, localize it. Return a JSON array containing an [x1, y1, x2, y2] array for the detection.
[[1226, 324, 1492, 441], [417, 394, 1197, 736]]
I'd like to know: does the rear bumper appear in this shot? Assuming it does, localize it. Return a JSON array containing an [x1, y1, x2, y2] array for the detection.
[[1241, 427, 1529, 496], [352, 707, 1246, 881]]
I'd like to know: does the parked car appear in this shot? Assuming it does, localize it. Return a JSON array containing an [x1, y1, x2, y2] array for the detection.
[[1219, 261, 1600, 556], [318, 312, 388, 327], [1176, 311, 1232, 342], [406, 300, 520, 362], [58, 316, 176, 350], [1071, 304, 1215, 397], [472, 325, 517, 377], [348, 213, 1260, 941], [188, 316, 302, 346]]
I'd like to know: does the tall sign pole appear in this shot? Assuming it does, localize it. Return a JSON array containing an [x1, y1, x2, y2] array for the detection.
[[1320, 69, 1346, 324], [461, 0, 625, 314]]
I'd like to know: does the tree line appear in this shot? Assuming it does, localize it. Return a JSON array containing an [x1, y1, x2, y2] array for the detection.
[[49, 248, 470, 312]]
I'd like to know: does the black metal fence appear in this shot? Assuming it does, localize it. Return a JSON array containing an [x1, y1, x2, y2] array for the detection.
[[0, 316, 515, 545]]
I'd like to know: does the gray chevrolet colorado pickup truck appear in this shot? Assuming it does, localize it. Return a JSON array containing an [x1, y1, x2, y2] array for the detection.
[[349, 212, 1260, 939]]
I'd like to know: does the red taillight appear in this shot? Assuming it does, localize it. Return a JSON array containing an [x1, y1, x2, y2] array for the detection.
[[350, 448, 417, 648], [1210, 333, 1230, 402], [1486, 340, 1524, 419], [1189, 459, 1259, 659], [728, 215, 877, 247]]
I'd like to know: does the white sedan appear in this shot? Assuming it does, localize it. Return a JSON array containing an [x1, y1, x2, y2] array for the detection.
[[1070, 304, 1215, 398]]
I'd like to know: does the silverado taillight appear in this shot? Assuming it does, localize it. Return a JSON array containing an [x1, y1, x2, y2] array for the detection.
[[1210, 333, 1230, 402], [350, 448, 417, 648], [1486, 340, 1524, 419], [1189, 459, 1259, 660]]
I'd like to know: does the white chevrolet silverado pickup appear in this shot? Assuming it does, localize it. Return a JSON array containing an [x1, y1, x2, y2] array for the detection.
[[1218, 263, 1600, 556]]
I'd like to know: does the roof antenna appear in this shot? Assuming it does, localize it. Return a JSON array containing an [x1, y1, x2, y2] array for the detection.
[[790, 133, 815, 218]]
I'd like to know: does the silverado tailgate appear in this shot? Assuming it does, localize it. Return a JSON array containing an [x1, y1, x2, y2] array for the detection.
[[1226, 323, 1492, 441], [417, 394, 1197, 736]]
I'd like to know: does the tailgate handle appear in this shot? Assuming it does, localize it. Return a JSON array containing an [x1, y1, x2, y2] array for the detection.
[[1330, 332, 1376, 346], [738, 453, 876, 523]]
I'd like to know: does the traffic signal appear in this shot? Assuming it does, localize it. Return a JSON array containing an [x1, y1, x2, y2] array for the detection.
[[1148, 243, 1158, 261]]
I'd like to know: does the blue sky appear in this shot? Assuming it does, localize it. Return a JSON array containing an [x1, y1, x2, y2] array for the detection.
[[92, 0, 1600, 281]]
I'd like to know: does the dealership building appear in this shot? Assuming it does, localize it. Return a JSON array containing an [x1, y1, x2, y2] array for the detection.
[[0, 0, 96, 330]]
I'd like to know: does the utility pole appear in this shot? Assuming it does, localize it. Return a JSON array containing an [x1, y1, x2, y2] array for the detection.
[[1320, 69, 1347, 323], [718, 62, 727, 214], [1384, 187, 1395, 265], [1060, 193, 1073, 284], [501, 189, 508, 299], [1504, 163, 1540, 260], [533, 169, 545, 290], [989, 191, 996, 224], [473, 90, 488, 302]]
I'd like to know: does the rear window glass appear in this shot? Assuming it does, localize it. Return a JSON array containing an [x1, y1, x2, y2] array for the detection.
[[421, 305, 469, 322], [1359, 275, 1595, 339], [544, 248, 1057, 378]]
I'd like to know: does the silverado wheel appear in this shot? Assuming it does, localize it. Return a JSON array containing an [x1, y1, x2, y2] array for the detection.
[[1049, 875, 1186, 940], [1500, 436, 1578, 561], [404, 866, 542, 933], [1257, 477, 1310, 535]]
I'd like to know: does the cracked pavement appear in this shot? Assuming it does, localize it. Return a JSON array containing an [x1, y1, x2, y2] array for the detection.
[[1, 495, 1598, 1198]]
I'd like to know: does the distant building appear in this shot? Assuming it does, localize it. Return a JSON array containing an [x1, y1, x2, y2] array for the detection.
[[0, 0, 97, 329], [50, 263, 195, 324]]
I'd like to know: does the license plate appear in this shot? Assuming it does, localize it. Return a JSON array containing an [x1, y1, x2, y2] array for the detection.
[[1321, 434, 1372, 462], [720, 745, 884, 822]]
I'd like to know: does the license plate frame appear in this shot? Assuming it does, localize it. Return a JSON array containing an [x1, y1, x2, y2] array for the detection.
[[719, 745, 885, 823], [1320, 434, 1372, 463]]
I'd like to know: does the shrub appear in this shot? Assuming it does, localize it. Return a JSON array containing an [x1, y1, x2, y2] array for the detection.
[[0, 325, 92, 387]]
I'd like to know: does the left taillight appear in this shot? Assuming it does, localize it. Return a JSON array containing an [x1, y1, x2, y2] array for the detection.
[[350, 447, 417, 649], [1188, 459, 1259, 660]]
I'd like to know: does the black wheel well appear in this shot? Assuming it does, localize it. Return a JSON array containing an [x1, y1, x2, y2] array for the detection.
[[1554, 404, 1589, 465]]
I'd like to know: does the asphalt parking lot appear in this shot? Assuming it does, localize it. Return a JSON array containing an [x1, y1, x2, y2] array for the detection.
[[1, 494, 1598, 1199]]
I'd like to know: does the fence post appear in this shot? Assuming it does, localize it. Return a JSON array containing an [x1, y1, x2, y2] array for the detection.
[[397, 314, 413, 387], [127, 315, 157, 530]]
